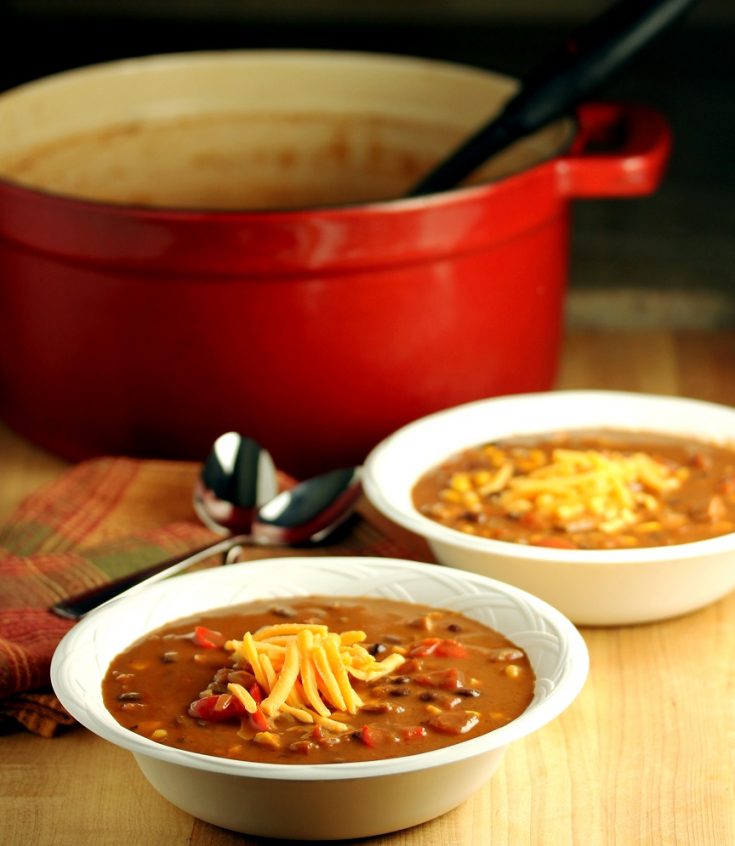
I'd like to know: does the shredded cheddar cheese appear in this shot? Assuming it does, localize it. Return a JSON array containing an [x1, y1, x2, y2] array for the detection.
[[227, 682, 258, 713], [225, 621, 405, 727], [487, 448, 683, 534]]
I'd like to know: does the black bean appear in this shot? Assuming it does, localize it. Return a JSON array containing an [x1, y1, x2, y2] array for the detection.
[[447, 623, 463, 633], [270, 605, 298, 618], [389, 688, 410, 697], [117, 691, 141, 701], [419, 691, 437, 702], [390, 675, 411, 685], [457, 688, 481, 697], [367, 642, 388, 656], [161, 651, 179, 663]]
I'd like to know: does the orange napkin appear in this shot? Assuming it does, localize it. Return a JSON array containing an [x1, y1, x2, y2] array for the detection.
[[0, 457, 424, 737]]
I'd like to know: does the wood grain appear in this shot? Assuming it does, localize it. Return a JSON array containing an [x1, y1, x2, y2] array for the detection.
[[1, 330, 734, 846]]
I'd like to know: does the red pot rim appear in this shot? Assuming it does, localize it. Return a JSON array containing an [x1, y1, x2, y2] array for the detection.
[[0, 103, 670, 275]]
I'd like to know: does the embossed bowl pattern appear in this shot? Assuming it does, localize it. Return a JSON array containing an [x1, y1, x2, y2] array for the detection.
[[51, 556, 588, 839]]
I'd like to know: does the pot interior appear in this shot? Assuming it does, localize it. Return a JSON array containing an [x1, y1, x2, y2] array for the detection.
[[0, 51, 573, 210]]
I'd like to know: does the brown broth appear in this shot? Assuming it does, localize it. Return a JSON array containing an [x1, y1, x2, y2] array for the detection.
[[102, 595, 535, 764]]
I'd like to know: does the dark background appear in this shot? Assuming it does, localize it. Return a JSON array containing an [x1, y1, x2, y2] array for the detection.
[[2, 1, 733, 325]]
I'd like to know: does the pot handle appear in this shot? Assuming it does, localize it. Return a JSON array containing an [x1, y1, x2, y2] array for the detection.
[[556, 102, 672, 198]]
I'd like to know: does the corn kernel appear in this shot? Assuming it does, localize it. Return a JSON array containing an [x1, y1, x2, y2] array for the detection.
[[484, 445, 506, 466], [450, 473, 472, 493], [440, 488, 462, 503], [425, 704, 443, 716], [537, 493, 555, 508], [557, 503, 584, 521], [589, 495, 606, 514], [462, 491, 482, 511], [504, 664, 521, 679], [151, 729, 168, 740], [634, 521, 662, 533], [254, 731, 281, 749]]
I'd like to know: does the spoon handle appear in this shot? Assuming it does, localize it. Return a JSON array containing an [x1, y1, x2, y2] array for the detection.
[[408, 0, 697, 196], [50, 535, 248, 620]]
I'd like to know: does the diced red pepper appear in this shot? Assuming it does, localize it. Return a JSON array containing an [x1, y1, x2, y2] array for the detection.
[[408, 638, 440, 657], [519, 512, 547, 529], [188, 693, 246, 722], [434, 639, 467, 658], [409, 638, 467, 659], [248, 682, 263, 704], [401, 726, 428, 742], [248, 706, 269, 732], [358, 724, 383, 748], [192, 626, 225, 649]]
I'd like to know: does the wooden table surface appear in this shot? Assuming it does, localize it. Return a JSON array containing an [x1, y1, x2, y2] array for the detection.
[[1, 328, 734, 846]]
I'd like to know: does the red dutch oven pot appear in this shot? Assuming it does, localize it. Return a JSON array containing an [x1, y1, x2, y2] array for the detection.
[[0, 52, 670, 477]]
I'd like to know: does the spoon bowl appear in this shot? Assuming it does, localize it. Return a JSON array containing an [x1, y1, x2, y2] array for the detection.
[[194, 431, 279, 534], [254, 466, 362, 545]]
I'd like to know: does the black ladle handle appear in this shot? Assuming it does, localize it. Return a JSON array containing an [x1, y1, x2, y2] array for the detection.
[[407, 0, 697, 197], [50, 534, 247, 620]]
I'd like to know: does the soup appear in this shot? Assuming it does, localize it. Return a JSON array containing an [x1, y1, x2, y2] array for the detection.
[[102, 595, 535, 764], [412, 430, 735, 550]]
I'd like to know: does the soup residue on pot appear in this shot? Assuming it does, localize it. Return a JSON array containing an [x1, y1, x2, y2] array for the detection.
[[412, 430, 735, 550], [102, 595, 535, 764], [0, 110, 571, 210]]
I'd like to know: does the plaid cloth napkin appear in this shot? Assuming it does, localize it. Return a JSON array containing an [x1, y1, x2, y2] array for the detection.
[[0, 457, 426, 737]]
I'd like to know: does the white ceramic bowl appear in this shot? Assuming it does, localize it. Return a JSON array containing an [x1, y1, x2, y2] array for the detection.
[[51, 556, 588, 840], [363, 390, 735, 626]]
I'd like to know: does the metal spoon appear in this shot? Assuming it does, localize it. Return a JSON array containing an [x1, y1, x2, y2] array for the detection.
[[253, 466, 362, 545], [50, 436, 361, 620], [194, 430, 279, 535]]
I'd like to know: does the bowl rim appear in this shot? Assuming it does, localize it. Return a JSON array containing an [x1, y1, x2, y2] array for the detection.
[[362, 389, 735, 564], [51, 556, 589, 782]]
